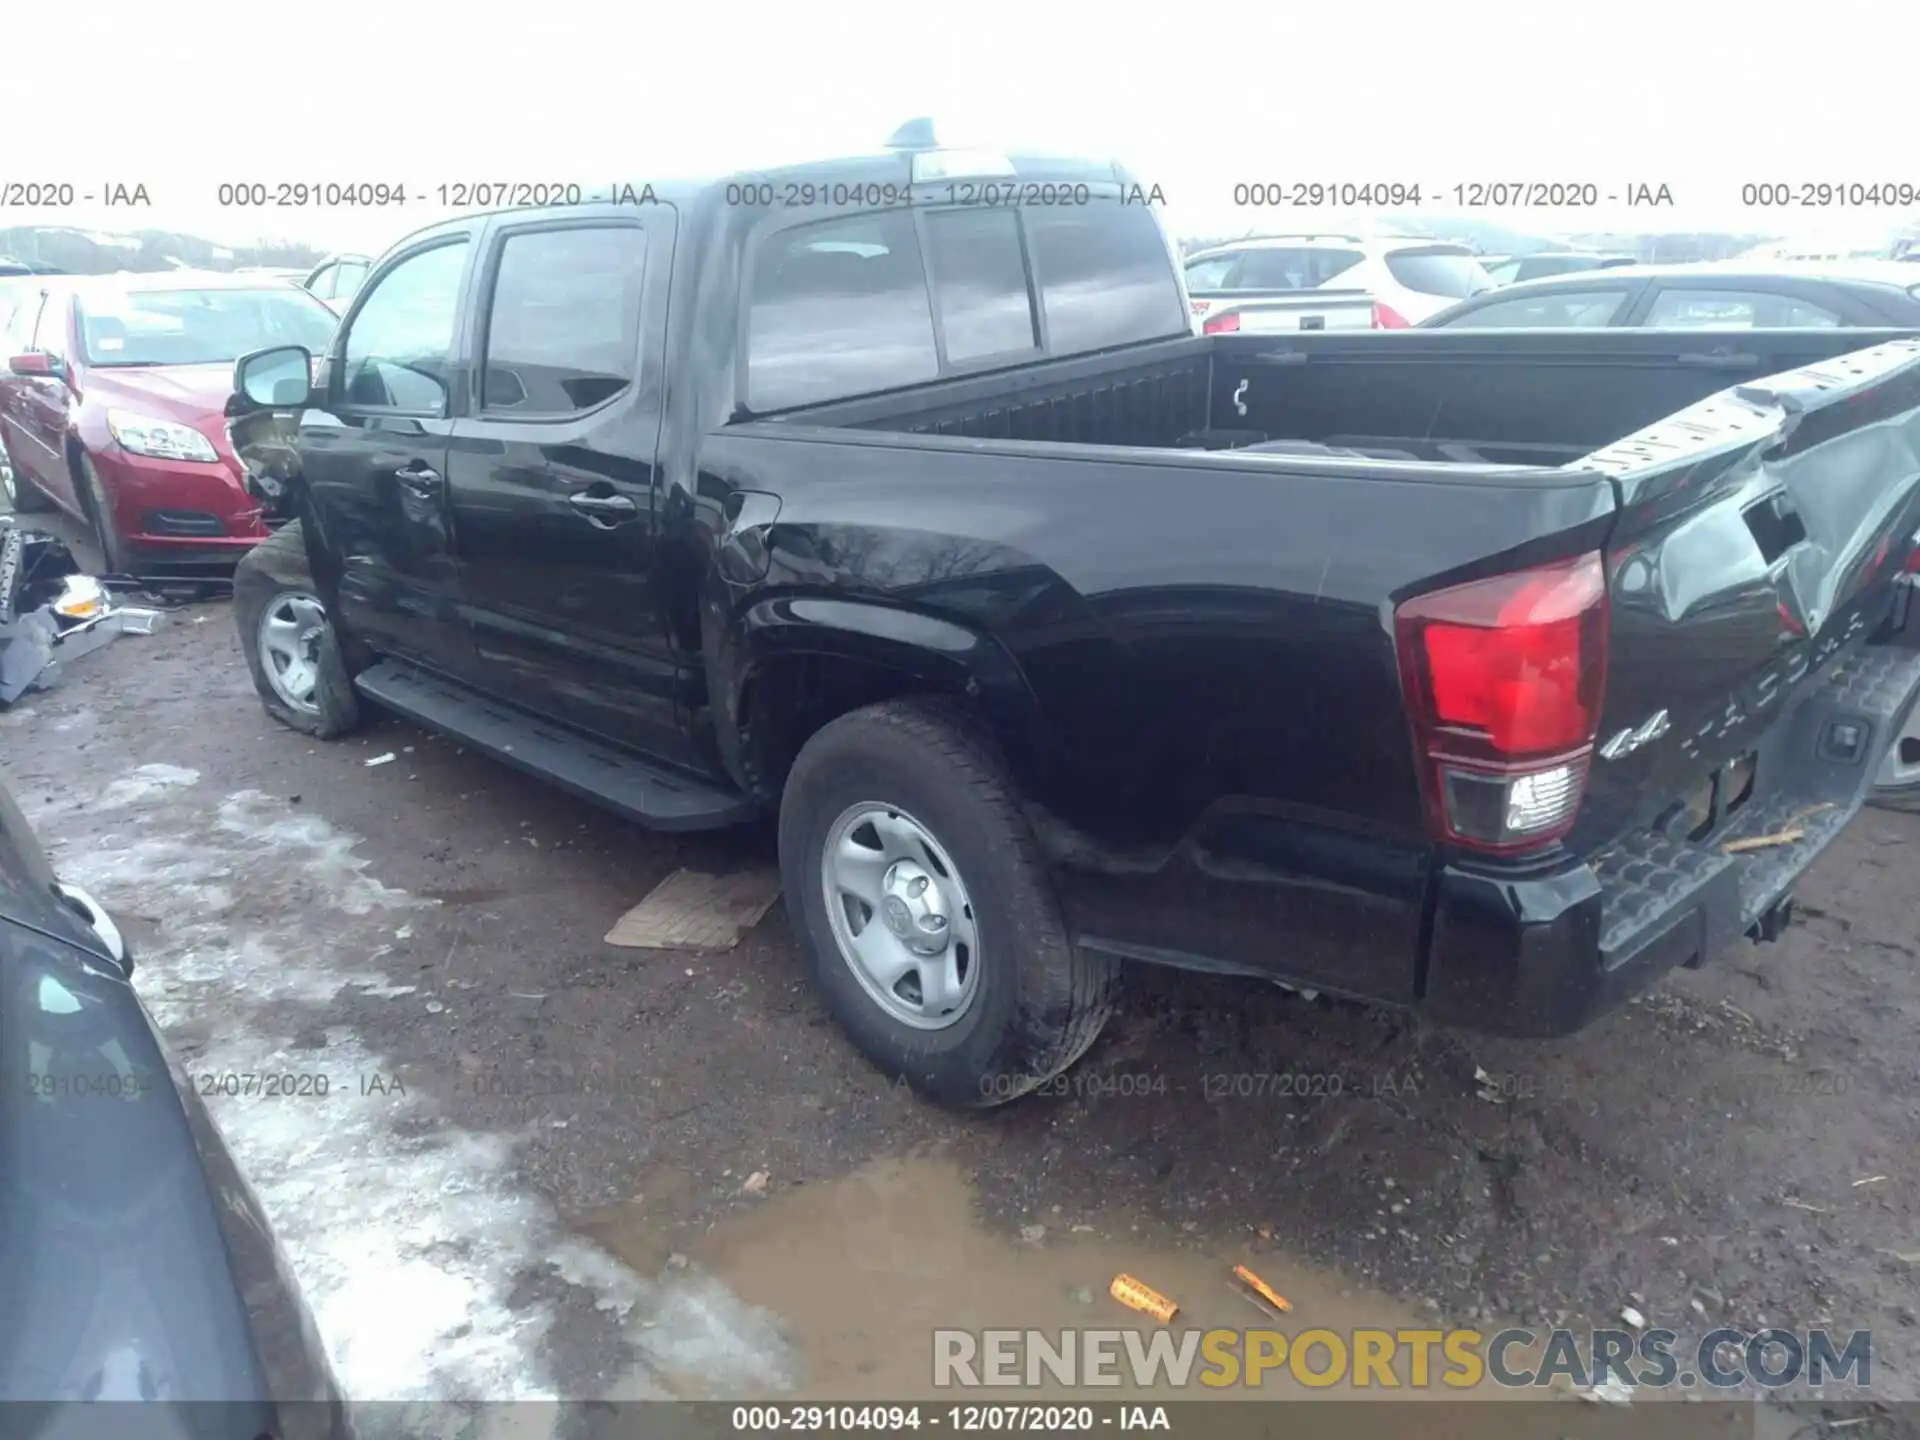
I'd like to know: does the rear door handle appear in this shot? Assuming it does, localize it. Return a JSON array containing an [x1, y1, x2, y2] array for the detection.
[[567, 491, 638, 522], [1677, 351, 1760, 370], [395, 462, 442, 495]]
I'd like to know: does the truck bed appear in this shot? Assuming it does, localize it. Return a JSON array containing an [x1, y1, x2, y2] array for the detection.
[[722, 325, 1920, 1016], [781, 327, 1920, 468]]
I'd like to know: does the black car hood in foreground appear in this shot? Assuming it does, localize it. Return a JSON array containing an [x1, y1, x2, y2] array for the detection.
[[0, 778, 351, 1438]]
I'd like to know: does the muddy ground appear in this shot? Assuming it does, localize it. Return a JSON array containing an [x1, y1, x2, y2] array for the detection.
[[4, 510, 1920, 1435]]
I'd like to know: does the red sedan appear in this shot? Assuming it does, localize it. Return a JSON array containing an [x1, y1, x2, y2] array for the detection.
[[0, 272, 336, 576]]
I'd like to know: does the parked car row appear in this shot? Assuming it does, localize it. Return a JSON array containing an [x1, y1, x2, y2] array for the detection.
[[1421, 258, 1920, 330]]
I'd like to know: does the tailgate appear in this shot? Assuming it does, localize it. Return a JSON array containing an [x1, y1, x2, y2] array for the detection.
[[1193, 289, 1376, 334], [1574, 336, 1920, 871]]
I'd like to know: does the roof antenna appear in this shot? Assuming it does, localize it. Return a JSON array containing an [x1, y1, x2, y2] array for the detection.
[[885, 118, 937, 150]]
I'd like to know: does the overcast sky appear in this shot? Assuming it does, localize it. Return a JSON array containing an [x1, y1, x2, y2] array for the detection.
[[8, 0, 1917, 254]]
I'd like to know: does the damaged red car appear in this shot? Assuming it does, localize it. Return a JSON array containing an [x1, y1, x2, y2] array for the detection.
[[0, 272, 337, 577]]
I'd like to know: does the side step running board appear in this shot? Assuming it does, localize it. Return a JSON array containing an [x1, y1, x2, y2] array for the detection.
[[354, 660, 757, 832]]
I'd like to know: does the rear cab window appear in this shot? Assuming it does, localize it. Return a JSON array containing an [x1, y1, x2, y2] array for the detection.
[[744, 211, 940, 413], [743, 194, 1187, 413], [1386, 247, 1495, 299]]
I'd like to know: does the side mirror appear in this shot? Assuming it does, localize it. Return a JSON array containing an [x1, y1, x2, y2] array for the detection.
[[8, 352, 55, 377], [233, 345, 314, 412]]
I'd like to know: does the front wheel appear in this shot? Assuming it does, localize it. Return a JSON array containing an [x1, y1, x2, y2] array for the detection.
[[778, 697, 1117, 1109], [233, 522, 362, 740], [75, 453, 132, 574]]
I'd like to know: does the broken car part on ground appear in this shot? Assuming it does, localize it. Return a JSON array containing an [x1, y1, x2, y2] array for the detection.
[[0, 520, 152, 707]]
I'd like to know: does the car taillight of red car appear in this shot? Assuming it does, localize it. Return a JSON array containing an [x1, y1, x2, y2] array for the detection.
[[1393, 551, 1610, 855]]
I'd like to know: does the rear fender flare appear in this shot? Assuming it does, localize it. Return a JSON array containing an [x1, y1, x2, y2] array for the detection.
[[706, 590, 1038, 797]]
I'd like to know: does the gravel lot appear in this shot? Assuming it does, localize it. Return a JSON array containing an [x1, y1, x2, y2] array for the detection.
[[5, 510, 1920, 1433]]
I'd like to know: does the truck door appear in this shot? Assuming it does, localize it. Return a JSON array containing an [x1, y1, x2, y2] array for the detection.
[[444, 206, 697, 770], [297, 231, 479, 680]]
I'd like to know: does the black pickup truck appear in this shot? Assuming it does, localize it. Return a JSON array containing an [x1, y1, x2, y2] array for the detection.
[[222, 127, 1920, 1109]]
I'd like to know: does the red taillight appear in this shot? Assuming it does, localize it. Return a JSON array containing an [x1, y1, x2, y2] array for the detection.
[[1372, 302, 1410, 329], [1394, 552, 1610, 854], [1203, 311, 1241, 335]]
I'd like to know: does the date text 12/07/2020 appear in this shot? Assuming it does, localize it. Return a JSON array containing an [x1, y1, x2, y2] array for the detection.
[[729, 1404, 1172, 1432], [207, 181, 664, 210], [1226, 181, 1675, 208], [182, 1068, 665, 1100]]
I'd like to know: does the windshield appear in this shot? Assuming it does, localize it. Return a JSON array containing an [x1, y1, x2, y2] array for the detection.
[[76, 287, 337, 367]]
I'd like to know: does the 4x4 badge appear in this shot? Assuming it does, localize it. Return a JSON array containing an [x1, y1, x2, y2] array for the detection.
[[1599, 709, 1671, 761]]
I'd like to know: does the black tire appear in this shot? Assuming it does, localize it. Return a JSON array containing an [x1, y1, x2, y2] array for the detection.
[[1, 435, 53, 513], [74, 452, 132, 573], [232, 521, 362, 740], [778, 697, 1117, 1109], [1870, 725, 1920, 813]]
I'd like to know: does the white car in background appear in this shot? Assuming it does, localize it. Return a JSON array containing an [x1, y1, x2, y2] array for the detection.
[[1182, 233, 1496, 329], [300, 253, 373, 314]]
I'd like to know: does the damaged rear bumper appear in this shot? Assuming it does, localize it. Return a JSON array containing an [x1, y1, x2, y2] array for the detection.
[[1422, 642, 1920, 1036]]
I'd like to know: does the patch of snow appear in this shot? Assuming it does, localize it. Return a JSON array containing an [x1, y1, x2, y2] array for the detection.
[[94, 762, 203, 810], [35, 765, 800, 1424]]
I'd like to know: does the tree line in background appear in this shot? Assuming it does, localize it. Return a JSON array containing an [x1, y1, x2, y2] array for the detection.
[[9, 220, 1911, 277], [0, 227, 326, 275]]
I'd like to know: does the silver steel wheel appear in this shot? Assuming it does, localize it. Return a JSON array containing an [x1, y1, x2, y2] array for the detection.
[[820, 801, 982, 1031], [1878, 706, 1920, 794], [256, 591, 329, 715]]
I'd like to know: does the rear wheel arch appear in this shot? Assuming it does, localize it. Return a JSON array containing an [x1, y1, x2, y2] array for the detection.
[[714, 596, 1041, 804]]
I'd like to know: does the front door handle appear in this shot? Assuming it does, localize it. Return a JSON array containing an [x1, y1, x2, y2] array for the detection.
[[395, 462, 442, 496], [567, 490, 638, 522]]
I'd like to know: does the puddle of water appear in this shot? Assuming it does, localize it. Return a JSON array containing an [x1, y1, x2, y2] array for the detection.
[[580, 1151, 1487, 1401]]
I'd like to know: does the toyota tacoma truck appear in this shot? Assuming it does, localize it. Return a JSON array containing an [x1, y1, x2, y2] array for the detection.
[[221, 123, 1920, 1109]]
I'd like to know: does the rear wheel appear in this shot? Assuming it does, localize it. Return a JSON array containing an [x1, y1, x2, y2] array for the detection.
[[777, 697, 1117, 1109], [233, 522, 362, 740], [1870, 707, 1920, 814]]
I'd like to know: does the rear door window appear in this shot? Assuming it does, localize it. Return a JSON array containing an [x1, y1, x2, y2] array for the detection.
[[1183, 255, 1239, 291], [1387, 249, 1494, 298], [1023, 206, 1188, 354], [1643, 288, 1842, 328], [746, 210, 939, 412], [922, 207, 1038, 365], [1435, 289, 1631, 328]]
